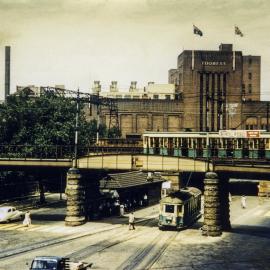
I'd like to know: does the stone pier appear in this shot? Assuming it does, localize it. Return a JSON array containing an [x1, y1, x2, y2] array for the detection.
[[65, 168, 86, 226], [202, 172, 222, 237]]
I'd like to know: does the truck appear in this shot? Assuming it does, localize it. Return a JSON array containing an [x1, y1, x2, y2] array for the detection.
[[28, 256, 92, 270]]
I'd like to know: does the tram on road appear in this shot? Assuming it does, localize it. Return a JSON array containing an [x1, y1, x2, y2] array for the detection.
[[158, 187, 202, 230], [143, 130, 270, 159]]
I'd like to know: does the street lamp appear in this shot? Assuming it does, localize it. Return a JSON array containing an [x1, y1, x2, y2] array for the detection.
[[74, 89, 80, 168]]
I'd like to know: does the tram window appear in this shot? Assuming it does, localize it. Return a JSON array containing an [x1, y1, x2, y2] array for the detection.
[[165, 204, 175, 213]]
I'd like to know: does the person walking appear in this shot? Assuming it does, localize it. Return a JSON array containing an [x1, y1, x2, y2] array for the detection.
[[120, 204, 125, 217], [128, 212, 135, 230], [143, 194, 148, 206], [23, 211, 31, 227], [241, 195, 246, 209], [229, 192, 232, 203]]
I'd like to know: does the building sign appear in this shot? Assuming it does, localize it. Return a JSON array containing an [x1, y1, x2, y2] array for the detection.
[[219, 130, 261, 138], [162, 181, 171, 189], [226, 103, 239, 116], [202, 61, 226, 66], [246, 130, 260, 138]]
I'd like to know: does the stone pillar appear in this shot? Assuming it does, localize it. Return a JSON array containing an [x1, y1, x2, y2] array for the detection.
[[202, 172, 222, 237], [65, 168, 86, 226]]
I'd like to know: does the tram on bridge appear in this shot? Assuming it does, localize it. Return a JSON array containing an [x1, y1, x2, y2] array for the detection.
[[142, 130, 270, 159]]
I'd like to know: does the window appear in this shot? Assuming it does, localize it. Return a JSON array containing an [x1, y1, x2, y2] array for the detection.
[[165, 204, 175, 213], [153, 94, 159, 99], [165, 95, 171, 100], [248, 58, 252, 65], [248, 73, 252, 80], [248, 84, 252, 94]]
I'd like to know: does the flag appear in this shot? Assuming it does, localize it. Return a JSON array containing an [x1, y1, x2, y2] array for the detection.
[[193, 25, 203, 36], [235, 25, 244, 37]]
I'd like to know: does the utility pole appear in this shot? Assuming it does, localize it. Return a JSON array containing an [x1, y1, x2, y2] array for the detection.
[[74, 89, 80, 168], [267, 102, 269, 132]]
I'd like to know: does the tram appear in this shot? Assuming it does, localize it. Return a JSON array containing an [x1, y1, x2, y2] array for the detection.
[[143, 130, 270, 159], [158, 187, 202, 230]]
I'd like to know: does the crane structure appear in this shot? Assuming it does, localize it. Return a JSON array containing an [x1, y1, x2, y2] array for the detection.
[[41, 86, 120, 135]]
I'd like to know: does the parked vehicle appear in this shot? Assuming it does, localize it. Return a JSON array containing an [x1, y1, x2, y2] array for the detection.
[[158, 187, 202, 230], [0, 206, 24, 223], [28, 256, 92, 270]]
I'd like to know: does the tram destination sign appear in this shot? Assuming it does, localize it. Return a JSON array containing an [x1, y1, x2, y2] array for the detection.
[[219, 130, 261, 138]]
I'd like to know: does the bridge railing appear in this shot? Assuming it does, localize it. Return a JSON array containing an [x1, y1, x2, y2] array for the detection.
[[0, 145, 143, 159], [0, 145, 74, 159]]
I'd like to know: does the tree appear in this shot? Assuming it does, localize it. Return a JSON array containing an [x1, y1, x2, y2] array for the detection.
[[0, 90, 100, 158]]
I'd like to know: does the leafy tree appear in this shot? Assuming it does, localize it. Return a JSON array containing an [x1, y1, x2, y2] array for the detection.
[[0, 90, 101, 157]]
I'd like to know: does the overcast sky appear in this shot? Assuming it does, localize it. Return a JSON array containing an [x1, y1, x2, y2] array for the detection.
[[0, 0, 269, 100]]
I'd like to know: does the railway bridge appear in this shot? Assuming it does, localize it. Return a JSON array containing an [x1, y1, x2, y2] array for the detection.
[[0, 152, 269, 175], [0, 147, 269, 235]]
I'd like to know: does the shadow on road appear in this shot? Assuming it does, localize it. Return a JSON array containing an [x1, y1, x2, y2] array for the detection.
[[231, 225, 270, 239]]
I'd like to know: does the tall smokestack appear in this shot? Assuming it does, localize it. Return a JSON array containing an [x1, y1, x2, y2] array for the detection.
[[5, 46, 11, 100]]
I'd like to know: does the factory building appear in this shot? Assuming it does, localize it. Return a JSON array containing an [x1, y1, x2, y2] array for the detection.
[[98, 44, 268, 137]]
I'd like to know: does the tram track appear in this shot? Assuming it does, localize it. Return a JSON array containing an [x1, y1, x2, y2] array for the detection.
[[65, 218, 157, 261], [0, 217, 156, 260], [119, 230, 178, 270]]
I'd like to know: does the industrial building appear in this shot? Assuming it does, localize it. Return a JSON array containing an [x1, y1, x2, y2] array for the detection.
[[97, 44, 269, 137]]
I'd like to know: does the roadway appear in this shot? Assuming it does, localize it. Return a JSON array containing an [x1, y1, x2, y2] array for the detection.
[[0, 195, 270, 269]]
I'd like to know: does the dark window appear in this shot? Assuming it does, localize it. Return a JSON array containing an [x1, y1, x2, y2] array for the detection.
[[165, 95, 171, 100], [248, 73, 252, 80], [153, 94, 159, 99], [165, 204, 175, 213], [248, 58, 252, 65], [248, 84, 252, 94]]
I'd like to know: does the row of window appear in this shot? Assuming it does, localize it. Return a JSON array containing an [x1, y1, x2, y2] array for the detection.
[[242, 83, 252, 94]]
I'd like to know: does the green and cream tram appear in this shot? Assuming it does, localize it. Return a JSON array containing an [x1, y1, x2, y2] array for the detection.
[[143, 130, 270, 159], [158, 187, 202, 230]]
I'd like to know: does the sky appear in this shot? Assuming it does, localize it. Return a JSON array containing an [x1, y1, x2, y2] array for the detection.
[[0, 0, 270, 100]]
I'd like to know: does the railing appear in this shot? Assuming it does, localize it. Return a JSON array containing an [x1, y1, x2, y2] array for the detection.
[[0, 144, 269, 169], [0, 145, 143, 159], [0, 145, 74, 159]]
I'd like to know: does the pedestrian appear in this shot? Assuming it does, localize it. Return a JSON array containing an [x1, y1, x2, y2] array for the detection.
[[120, 204, 125, 217], [229, 192, 232, 202], [241, 195, 246, 209], [143, 194, 148, 206], [23, 211, 31, 227], [129, 212, 135, 230]]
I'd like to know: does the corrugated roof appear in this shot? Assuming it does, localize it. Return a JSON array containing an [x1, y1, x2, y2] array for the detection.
[[100, 171, 165, 189]]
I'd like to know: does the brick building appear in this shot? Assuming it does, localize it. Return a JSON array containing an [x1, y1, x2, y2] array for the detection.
[[96, 43, 268, 137]]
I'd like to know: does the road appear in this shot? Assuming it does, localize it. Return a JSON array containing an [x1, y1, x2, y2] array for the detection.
[[0, 195, 270, 270]]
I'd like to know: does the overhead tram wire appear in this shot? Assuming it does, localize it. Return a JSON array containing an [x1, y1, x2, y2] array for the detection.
[[41, 86, 120, 136]]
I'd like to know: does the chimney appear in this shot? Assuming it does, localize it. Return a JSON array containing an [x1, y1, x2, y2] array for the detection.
[[129, 81, 137, 92], [92, 81, 101, 94], [5, 46, 11, 100], [110, 81, 118, 92]]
